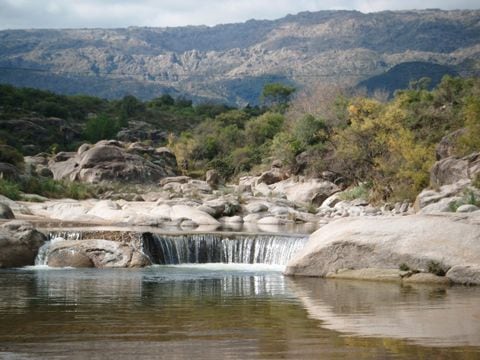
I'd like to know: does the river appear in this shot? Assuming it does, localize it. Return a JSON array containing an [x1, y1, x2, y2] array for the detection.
[[1, 263, 480, 359]]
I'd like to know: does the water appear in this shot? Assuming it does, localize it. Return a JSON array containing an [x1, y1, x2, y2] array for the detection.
[[37, 232, 309, 267], [1, 266, 479, 359], [144, 233, 308, 265]]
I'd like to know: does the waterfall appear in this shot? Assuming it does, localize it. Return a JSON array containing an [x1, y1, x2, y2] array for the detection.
[[144, 233, 308, 265], [35, 231, 83, 266]]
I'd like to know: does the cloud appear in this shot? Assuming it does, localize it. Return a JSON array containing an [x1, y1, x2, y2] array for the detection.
[[0, 0, 478, 29]]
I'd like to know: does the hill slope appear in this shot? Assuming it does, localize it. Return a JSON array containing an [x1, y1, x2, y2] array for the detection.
[[0, 9, 479, 104]]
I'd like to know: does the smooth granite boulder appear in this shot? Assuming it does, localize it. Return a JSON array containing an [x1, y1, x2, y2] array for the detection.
[[285, 214, 480, 285]]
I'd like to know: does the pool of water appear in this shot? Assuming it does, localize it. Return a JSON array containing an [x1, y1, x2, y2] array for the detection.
[[1, 265, 479, 359]]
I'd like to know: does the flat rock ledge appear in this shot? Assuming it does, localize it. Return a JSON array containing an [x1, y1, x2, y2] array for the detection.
[[284, 213, 480, 285], [325, 268, 451, 285]]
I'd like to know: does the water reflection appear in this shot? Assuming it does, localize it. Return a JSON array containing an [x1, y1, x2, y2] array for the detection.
[[1, 268, 480, 359], [289, 277, 480, 347]]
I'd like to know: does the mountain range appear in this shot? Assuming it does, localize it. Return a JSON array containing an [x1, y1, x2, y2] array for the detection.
[[0, 9, 479, 104]]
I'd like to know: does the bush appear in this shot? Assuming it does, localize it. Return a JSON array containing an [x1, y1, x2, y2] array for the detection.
[[20, 177, 95, 200], [0, 179, 21, 200], [84, 114, 120, 143], [427, 261, 446, 276], [339, 184, 370, 201], [0, 144, 24, 167]]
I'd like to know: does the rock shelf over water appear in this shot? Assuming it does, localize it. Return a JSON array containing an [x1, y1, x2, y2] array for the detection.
[[284, 213, 480, 285]]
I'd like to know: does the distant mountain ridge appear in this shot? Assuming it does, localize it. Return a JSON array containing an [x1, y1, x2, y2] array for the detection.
[[0, 9, 479, 104]]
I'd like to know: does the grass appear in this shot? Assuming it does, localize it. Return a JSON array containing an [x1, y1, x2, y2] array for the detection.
[[448, 189, 480, 212], [0, 178, 21, 200], [0, 177, 95, 201], [338, 183, 369, 201]]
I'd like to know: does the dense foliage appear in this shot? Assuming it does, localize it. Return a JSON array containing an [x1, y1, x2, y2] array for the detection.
[[1, 76, 479, 202], [171, 76, 480, 202]]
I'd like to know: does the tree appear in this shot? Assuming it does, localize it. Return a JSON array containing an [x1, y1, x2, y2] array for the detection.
[[84, 114, 119, 143], [261, 83, 296, 111]]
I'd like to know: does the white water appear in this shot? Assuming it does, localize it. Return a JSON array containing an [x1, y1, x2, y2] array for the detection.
[[35, 231, 308, 267], [148, 233, 308, 265]]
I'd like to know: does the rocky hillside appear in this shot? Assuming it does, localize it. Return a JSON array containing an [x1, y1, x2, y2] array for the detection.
[[0, 9, 479, 104]]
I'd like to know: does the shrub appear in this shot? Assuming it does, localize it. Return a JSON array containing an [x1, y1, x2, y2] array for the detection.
[[339, 184, 370, 201], [0, 144, 24, 167], [20, 177, 95, 200], [0, 179, 21, 200], [427, 261, 446, 276]]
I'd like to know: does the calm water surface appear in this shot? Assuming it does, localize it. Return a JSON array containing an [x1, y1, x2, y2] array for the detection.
[[1, 265, 479, 359]]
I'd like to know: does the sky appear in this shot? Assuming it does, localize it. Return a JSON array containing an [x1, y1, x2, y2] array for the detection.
[[0, 0, 478, 29]]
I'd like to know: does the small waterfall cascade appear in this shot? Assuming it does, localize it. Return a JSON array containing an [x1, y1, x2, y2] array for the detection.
[[144, 233, 309, 265], [35, 231, 83, 266]]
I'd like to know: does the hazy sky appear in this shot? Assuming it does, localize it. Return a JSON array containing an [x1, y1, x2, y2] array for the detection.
[[0, 0, 478, 29]]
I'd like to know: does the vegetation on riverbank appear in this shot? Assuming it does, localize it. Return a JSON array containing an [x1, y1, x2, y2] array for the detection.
[[0, 76, 479, 203]]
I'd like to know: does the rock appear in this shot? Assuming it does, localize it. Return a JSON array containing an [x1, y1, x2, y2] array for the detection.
[[205, 169, 221, 189], [430, 152, 480, 187], [243, 213, 265, 223], [77, 143, 92, 155], [53, 151, 76, 162], [326, 268, 403, 282], [116, 121, 167, 144], [284, 214, 480, 285], [220, 215, 243, 223], [204, 199, 228, 218], [46, 239, 151, 268], [47, 248, 94, 268], [270, 178, 340, 204], [321, 193, 342, 208], [446, 265, 480, 285], [271, 159, 283, 169], [170, 205, 220, 226], [0, 162, 21, 181], [49, 141, 178, 184], [153, 147, 178, 170], [0, 221, 46, 268], [415, 180, 472, 212], [0, 195, 32, 215], [403, 273, 452, 285], [257, 216, 286, 225], [24, 154, 53, 178], [435, 128, 466, 160], [245, 202, 268, 213], [457, 204, 479, 213], [253, 182, 271, 197], [159, 176, 191, 186], [0, 203, 15, 219], [257, 168, 286, 185]]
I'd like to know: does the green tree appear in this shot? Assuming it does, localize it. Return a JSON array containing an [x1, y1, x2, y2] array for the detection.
[[261, 83, 296, 111], [84, 114, 119, 143], [457, 96, 480, 155], [245, 112, 284, 146]]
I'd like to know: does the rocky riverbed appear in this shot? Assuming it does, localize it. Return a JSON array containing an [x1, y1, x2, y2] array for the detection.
[[1, 140, 480, 285]]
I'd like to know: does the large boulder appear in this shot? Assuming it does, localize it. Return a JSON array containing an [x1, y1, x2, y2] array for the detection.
[[436, 129, 466, 160], [0, 221, 46, 268], [285, 214, 480, 284], [270, 178, 340, 204], [45, 239, 151, 268], [415, 180, 480, 214], [205, 169, 221, 189], [49, 141, 178, 184], [430, 152, 480, 187]]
